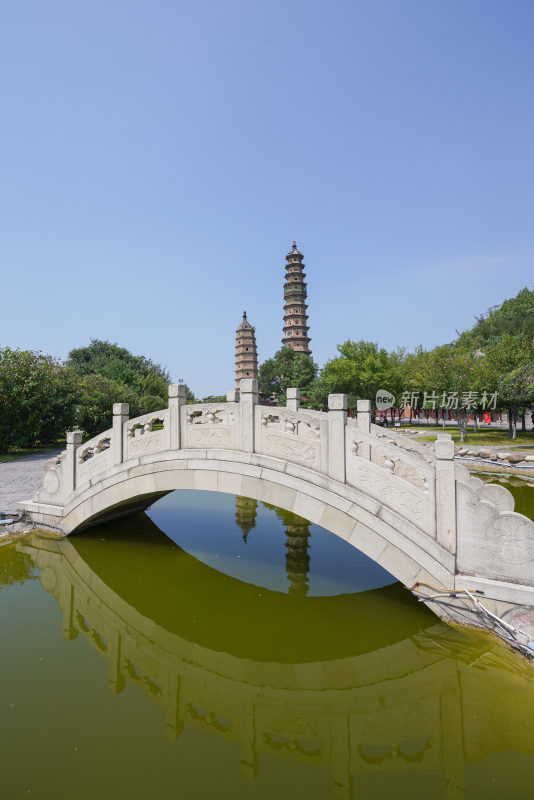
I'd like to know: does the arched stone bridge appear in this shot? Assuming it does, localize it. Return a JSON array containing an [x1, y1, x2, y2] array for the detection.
[[20, 379, 534, 627]]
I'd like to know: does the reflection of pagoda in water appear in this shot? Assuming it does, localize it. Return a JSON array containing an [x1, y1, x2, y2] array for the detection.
[[284, 517, 311, 596], [262, 502, 311, 596], [234, 496, 257, 542]]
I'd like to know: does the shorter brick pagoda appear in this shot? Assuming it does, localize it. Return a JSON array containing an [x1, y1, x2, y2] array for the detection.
[[235, 311, 258, 391]]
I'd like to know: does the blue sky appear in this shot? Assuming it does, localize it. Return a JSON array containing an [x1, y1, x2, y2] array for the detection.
[[1, 0, 533, 397]]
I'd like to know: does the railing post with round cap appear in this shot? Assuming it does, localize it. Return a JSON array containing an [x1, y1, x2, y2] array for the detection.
[[240, 378, 258, 453], [168, 384, 186, 451], [66, 430, 83, 492], [328, 394, 347, 482], [113, 403, 129, 465], [435, 433, 457, 554], [286, 387, 300, 412]]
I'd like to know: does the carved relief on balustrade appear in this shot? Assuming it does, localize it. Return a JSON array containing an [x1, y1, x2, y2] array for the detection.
[[256, 408, 325, 471], [76, 428, 113, 485], [457, 480, 534, 585], [124, 409, 169, 459], [369, 422, 435, 465], [345, 426, 434, 533], [182, 403, 239, 449]]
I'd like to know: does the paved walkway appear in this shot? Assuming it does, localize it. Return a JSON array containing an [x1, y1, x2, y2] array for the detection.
[[0, 450, 61, 514]]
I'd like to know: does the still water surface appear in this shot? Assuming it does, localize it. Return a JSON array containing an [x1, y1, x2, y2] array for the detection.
[[2, 485, 534, 799]]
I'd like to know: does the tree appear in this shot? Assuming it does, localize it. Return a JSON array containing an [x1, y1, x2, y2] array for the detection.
[[76, 375, 142, 437], [0, 347, 77, 452], [67, 339, 171, 388], [258, 348, 318, 402], [318, 340, 391, 410], [69, 340, 195, 435], [474, 334, 534, 437], [457, 287, 534, 349], [497, 361, 534, 440]]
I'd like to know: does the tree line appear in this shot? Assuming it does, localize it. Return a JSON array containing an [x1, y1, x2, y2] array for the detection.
[[1, 288, 532, 453], [258, 287, 534, 439]]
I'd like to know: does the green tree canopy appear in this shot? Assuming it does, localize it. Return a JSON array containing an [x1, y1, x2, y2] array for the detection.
[[67, 339, 171, 389], [315, 340, 392, 409], [258, 347, 318, 402], [0, 347, 77, 452], [68, 340, 194, 435], [457, 287, 534, 349]]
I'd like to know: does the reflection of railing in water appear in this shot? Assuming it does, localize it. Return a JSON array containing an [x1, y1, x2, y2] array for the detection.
[[17, 524, 534, 797]]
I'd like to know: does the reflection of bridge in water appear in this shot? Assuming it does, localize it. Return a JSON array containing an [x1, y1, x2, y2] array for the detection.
[[19, 515, 534, 800]]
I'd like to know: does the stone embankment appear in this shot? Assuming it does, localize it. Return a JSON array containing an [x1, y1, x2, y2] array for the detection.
[[455, 445, 534, 471]]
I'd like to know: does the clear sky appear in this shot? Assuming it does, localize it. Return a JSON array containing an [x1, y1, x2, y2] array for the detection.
[[1, 0, 533, 397]]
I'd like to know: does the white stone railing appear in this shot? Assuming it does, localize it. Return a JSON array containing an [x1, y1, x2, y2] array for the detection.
[[345, 417, 435, 536]]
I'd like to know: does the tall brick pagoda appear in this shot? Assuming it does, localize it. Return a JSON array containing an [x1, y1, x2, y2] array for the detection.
[[235, 311, 258, 391], [282, 241, 312, 356]]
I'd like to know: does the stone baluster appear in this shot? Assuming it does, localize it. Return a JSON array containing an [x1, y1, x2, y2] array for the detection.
[[112, 403, 129, 465], [65, 430, 82, 493], [328, 394, 347, 483], [226, 390, 239, 403], [286, 387, 300, 412], [168, 384, 186, 451], [240, 378, 258, 453], [356, 399, 371, 460], [435, 433, 457, 554], [356, 399, 371, 433], [107, 630, 125, 694], [164, 673, 184, 741], [61, 584, 77, 641]]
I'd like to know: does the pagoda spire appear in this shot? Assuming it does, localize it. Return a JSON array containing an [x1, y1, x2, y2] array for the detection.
[[235, 311, 258, 391], [282, 241, 312, 356]]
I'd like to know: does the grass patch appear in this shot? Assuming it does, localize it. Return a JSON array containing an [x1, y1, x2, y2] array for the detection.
[[0, 443, 63, 463], [411, 430, 534, 446]]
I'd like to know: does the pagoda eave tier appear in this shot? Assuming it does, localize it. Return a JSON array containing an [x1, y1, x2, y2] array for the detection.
[[282, 336, 311, 352]]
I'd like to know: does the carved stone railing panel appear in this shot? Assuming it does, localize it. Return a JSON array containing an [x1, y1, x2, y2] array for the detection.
[[347, 426, 435, 491], [368, 422, 435, 464], [124, 409, 169, 460], [255, 407, 327, 472], [345, 426, 435, 534], [181, 403, 240, 450], [37, 456, 67, 502], [456, 476, 534, 586], [76, 428, 113, 486]]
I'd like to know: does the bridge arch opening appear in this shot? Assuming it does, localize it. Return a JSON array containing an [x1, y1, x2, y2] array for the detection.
[[61, 460, 451, 600]]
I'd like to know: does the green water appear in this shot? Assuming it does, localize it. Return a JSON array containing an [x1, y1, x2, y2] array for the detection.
[[1, 489, 534, 799], [477, 472, 534, 519]]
